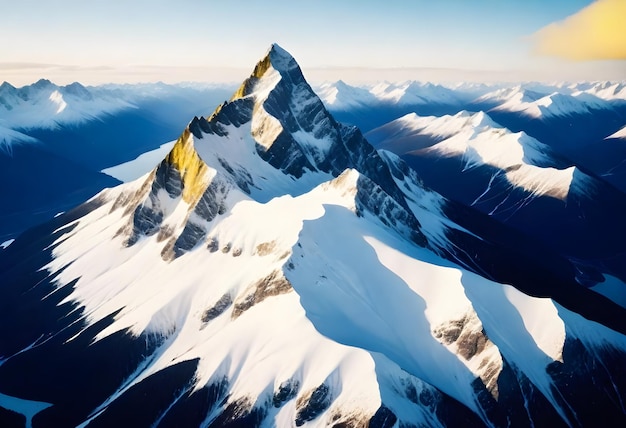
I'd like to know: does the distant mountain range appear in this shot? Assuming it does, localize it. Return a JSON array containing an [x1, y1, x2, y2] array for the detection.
[[0, 80, 235, 241], [1, 46, 626, 427]]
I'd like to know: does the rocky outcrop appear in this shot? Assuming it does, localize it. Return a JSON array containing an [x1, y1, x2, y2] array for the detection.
[[161, 175, 230, 260], [295, 383, 331, 426], [232, 270, 292, 319], [121, 129, 211, 248]]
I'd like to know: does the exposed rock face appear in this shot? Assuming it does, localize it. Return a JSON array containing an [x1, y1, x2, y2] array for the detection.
[[295, 383, 331, 426], [433, 311, 501, 398], [368, 406, 397, 428], [193, 44, 418, 213], [232, 270, 292, 319], [162, 176, 231, 261], [162, 129, 208, 205], [122, 129, 211, 248], [354, 174, 426, 246], [201, 293, 233, 323], [434, 313, 489, 361], [112, 127, 239, 261], [272, 379, 300, 408], [116, 44, 431, 263]]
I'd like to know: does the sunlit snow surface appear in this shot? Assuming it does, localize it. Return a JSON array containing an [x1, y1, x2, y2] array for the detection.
[[315, 80, 626, 116], [374, 111, 590, 200], [0, 81, 134, 133], [11, 50, 626, 426], [42, 157, 626, 426], [102, 140, 176, 182], [0, 239, 15, 249], [607, 125, 626, 139], [43, 133, 626, 428]]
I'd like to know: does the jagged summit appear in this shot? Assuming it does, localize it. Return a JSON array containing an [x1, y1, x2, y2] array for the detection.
[[62, 82, 93, 100], [119, 45, 423, 262], [266, 43, 299, 72], [183, 45, 409, 211], [228, 43, 302, 102], [0, 81, 17, 92], [32, 78, 55, 89]]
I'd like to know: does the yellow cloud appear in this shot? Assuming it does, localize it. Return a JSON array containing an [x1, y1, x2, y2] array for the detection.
[[532, 0, 626, 60]]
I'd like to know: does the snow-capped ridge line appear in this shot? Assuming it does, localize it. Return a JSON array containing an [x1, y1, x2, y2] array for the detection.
[[3, 45, 626, 428], [367, 109, 588, 200], [0, 79, 136, 134]]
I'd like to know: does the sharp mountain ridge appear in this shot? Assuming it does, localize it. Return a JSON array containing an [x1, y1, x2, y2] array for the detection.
[[1, 44, 626, 428]]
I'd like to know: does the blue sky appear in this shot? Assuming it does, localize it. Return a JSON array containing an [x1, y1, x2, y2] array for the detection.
[[0, 0, 624, 85]]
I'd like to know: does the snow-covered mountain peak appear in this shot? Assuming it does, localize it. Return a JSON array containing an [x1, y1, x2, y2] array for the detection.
[[333, 79, 351, 90], [107, 45, 431, 265], [511, 87, 545, 104], [391, 110, 502, 140], [314, 80, 376, 109], [0, 79, 136, 134], [368, 110, 585, 200], [186, 46, 413, 218], [229, 43, 301, 102], [62, 81, 93, 100], [322, 167, 360, 197], [198, 55, 339, 177], [31, 78, 55, 91], [0, 81, 17, 95], [573, 80, 626, 101], [3, 47, 626, 428], [467, 110, 498, 130], [368, 80, 460, 106], [266, 43, 299, 72], [476, 85, 545, 105], [479, 84, 617, 119]]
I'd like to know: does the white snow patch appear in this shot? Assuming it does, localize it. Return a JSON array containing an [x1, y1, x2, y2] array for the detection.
[[0, 392, 52, 428], [1, 239, 14, 249], [288, 203, 493, 418], [250, 65, 282, 102], [607, 125, 626, 140], [102, 140, 176, 182], [591, 275, 626, 309], [461, 274, 569, 420], [49, 90, 67, 114], [292, 129, 334, 163]]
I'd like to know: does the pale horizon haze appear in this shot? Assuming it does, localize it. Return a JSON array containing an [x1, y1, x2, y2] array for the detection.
[[1, 0, 625, 87]]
